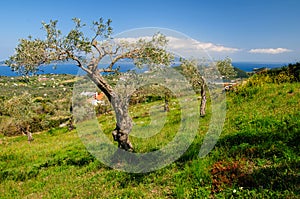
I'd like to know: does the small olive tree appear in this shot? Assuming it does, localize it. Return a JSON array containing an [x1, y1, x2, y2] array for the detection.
[[6, 18, 173, 151], [1, 92, 33, 141], [216, 57, 237, 80], [180, 57, 236, 116], [180, 59, 207, 116]]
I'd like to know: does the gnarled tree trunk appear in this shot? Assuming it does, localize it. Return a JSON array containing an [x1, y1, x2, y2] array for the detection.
[[111, 94, 134, 151], [87, 72, 134, 151]]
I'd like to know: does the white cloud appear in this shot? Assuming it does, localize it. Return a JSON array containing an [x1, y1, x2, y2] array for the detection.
[[167, 37, 240, 53], [113, 36, 240, 53], [114, 36, 152, 43], [249, 48, 292, 54]]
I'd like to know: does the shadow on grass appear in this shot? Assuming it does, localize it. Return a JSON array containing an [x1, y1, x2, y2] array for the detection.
[[244, 162, 300, 192], [211, 114, 300, 193], [0, 148, 97, 182], [216, 114, 299, 159]]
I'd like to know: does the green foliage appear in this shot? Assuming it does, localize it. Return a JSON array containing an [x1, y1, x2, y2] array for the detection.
[[5, 38, 47, 74], [179, 58, 204, 93], [178, 57, 238, 92], [6, 18, 173, 78], [246, 62, 300, 85], [287, 62, 300, 81], [6, 18, 113, 75], [133, 33, 174, 67], [216, 57, 237, 79], [0, 92, 35, 135]]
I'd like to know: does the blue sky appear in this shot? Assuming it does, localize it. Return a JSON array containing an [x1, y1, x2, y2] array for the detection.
[[1, 0, 299, 62]]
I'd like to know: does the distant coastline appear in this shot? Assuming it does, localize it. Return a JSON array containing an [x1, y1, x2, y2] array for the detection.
[[232, 62, 287, 72], [0, 62, 288, 77]]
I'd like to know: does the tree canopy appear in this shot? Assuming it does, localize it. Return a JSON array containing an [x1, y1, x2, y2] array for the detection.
[[6, 18, 173, 77], [216, 57, 237, 79]]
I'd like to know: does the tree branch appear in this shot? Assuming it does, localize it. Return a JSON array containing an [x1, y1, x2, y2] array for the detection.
[[107, 48, 140, 70]]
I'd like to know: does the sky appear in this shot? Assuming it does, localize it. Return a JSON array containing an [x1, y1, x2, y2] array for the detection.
[[1, 0, 299, 63]]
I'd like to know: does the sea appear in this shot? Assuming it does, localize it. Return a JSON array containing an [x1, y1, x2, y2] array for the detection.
[[0, 62, 288, 77]]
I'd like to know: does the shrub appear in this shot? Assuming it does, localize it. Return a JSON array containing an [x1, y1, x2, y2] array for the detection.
[[0, 117, 20, 136], [274, 72, 294, 83]]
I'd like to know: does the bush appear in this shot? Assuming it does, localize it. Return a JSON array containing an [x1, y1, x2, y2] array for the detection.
[[274, 72, 295, 83], [0, 117, 20, 136]]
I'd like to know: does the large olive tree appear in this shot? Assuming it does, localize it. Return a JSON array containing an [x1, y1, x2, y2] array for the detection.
[[6, 18, 173, 151]]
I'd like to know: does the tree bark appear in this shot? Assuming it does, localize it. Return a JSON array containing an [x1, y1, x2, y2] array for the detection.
[[22, 124, 33, 143], [200, 83, 206, 117], [164, 96, 169, 112], [111, 94, 134, 151], [87, 72, 113, 102]]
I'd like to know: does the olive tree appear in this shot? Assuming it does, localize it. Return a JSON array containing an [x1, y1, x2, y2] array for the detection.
[[216, 57, 237, 79], [180, 57, 236, 116], [6, 18, 173, 151], [2, 92, 33, 141], [180, 59, 207, 116]]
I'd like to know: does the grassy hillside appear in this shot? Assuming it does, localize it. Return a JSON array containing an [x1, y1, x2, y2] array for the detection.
[[0, 78, 299, 198]]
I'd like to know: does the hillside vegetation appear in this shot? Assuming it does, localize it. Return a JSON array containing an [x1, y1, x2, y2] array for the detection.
[[0, 64, 299, 198], [0, 74, 76, 135]]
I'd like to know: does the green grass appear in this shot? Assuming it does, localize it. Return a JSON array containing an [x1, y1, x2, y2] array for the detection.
[[0, 81, 299, 198]]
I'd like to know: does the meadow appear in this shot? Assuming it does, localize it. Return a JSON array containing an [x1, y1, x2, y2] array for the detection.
[[0, 67, 299, 198]]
